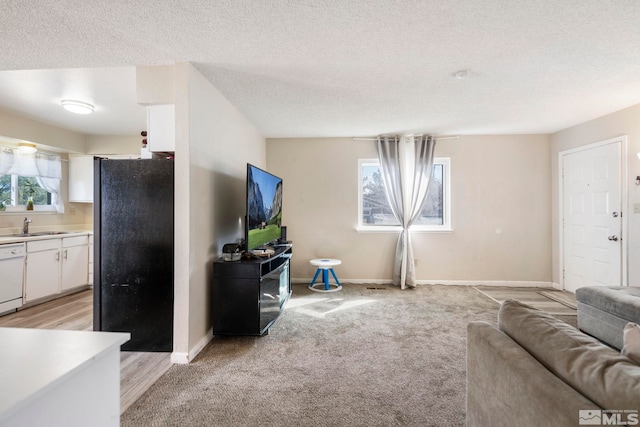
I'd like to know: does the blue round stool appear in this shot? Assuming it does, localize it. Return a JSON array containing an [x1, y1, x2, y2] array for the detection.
[[309, 258, 342, 292]]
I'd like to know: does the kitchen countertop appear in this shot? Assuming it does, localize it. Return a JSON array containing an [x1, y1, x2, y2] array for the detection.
[[0, 327, 129, 425], [0, 230, 92, 245]]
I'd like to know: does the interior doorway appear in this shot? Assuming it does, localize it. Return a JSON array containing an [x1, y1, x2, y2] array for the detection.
[[560, 136, 627, 293]]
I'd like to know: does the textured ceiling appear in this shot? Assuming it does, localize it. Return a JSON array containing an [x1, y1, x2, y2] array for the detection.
[[0, 1, 639, 137]]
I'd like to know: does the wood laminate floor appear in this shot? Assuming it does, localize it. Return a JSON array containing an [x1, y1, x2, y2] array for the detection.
[[474, 286, 578, 316], [0, 290, 172, 414]]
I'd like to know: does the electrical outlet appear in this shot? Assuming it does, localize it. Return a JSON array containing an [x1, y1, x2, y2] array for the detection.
[[414, 258, 418, 266], [69, 207, 77, 215], [634, 203, 640, 214]]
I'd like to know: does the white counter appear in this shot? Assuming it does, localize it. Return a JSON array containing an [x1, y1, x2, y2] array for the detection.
[[0, 230, 91, 245], [0, 327, 129, 427]]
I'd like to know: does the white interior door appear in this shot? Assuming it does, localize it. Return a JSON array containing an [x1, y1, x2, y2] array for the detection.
[[562, 141, 622, 293]]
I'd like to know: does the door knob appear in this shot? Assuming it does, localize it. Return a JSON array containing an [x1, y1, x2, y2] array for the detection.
[[608, 235, 619, 241]]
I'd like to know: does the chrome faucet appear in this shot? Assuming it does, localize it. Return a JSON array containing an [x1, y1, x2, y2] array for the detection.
[[23, 217, 32, 235]]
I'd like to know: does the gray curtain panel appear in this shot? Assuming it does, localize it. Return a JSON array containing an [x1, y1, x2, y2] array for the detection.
[[377, 135, 435, 288]]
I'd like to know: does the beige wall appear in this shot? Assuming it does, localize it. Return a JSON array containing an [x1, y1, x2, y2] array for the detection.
[[267, 135, 551, 284], [85, 135, 140, 155], [551, 103, 640, 286], [0, 109, 96, 230], [0, 109, 85, 153], [172, 63, 265, 361]]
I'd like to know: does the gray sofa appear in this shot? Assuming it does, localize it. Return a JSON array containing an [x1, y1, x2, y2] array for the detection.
[[576, 286, 640, 349], [467, 299, 640, 427]]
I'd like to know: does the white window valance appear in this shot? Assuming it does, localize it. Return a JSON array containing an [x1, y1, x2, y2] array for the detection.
[[0, 147, 64, 213], [3, 151, 62, 179], [0, 147, 15, 175]]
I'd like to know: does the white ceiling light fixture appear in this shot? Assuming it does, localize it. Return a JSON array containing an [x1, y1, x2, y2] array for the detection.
[[61, 99, 94, 114], [17, 142, 37, 154]]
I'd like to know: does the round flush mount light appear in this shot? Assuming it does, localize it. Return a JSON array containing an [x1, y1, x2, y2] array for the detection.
[[17, 142, 37, 154], [61, 99, 94, 115]]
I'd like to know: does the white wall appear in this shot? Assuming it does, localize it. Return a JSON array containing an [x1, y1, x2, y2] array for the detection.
[[551, 103, 640, 286], [267, 135, 551, 284], [172, 63, 265, 362]]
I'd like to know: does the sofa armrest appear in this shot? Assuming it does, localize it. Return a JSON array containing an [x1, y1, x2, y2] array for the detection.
[[466, 321, 599, 427]]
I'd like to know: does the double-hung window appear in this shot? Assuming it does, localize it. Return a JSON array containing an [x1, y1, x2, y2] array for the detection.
[[358, 157, 451, 231]]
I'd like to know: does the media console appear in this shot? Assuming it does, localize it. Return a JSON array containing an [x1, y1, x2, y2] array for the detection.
[[212, 244, 292, 335]]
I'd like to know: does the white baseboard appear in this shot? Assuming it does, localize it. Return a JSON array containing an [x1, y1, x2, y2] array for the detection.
[[416, 280, 554, 287], [170, 352, 189, 364], [551, 282, 562, 290], [171, 329, 213, 365], [292, 278, 554, 288]]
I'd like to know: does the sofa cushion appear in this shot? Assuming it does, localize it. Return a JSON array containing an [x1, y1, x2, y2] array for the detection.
[[622, 322, 640, 364], [498, 299, 640, 411], [575, 286, 640, 322], [466, 322, 599, 427]]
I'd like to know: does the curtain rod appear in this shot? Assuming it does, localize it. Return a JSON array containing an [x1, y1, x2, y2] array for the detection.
[[352, 135, 459, 141]]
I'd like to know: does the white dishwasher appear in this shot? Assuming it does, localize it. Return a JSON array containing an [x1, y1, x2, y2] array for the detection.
[[0, 243, 25, 314]]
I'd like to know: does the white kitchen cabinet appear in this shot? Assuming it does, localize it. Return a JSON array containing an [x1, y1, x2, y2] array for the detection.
[[68, 155, 94, 203], [69, 155, 141, 203], [146, 104, 175, 152], [61, 236, 89, 291], [25, 240, 61, 303], [25, 236, 89, 302]]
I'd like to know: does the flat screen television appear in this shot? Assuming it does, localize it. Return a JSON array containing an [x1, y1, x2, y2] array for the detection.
[[245, 163, 283, 252]]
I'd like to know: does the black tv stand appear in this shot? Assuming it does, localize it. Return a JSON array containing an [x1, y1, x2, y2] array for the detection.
[[212, 244, 292, 335]]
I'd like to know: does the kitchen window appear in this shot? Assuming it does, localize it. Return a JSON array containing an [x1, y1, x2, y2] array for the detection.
[[357, 157, 451, 231], [0, 175, 53, 211], [0, 147, 63, 213]]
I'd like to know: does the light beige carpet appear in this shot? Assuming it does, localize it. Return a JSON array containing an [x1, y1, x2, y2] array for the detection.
[[122, 284, 500, 426], [122, 284, 578, 426], [474, 286, 577, 316]]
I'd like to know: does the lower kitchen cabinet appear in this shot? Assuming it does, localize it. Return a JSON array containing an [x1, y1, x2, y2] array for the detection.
[[25, 236, 89, 303], [61, 236, 89, 291], [25, 240, 60, 303]]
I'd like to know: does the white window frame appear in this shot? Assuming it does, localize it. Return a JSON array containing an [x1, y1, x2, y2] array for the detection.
[[357, 157, 452, 232], [0, 174, 56, 213]]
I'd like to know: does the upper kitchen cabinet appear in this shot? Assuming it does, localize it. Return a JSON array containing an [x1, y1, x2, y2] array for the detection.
[[146, 104, 175, 153], [69, 154, 141, 203], [68, 155, 94, 203]]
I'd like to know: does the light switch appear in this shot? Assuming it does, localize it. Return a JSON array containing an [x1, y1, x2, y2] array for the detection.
[[634, 203, 640, 214]]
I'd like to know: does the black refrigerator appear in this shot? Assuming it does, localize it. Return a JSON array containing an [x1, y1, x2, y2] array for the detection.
[[93, 158, 174, 352]]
